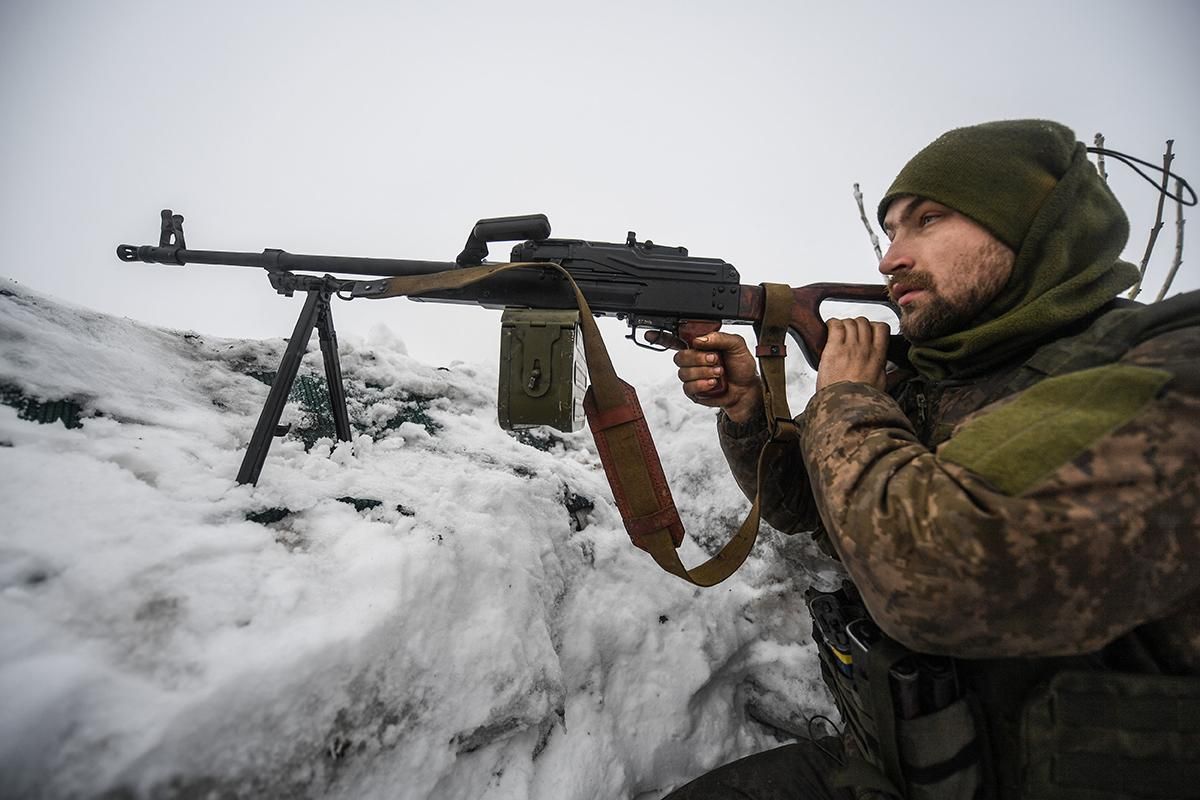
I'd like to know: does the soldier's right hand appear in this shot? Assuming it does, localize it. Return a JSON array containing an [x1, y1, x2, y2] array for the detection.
[[646, 331, 763, 424]]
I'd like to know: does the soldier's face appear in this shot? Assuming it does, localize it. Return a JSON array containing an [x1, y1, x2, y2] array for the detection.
[[879, 196, 1015, 342]]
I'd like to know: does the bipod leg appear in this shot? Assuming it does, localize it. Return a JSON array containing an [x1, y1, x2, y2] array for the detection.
[[316, 294, 352, 443], [236, 288, 324, 485]]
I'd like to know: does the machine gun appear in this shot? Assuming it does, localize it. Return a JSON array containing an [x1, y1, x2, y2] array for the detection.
[[118, 209, 898, 482], [119, 210, 898, 584]]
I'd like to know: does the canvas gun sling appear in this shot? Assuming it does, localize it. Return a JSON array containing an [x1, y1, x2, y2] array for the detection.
[[357, 262, 799, 586]]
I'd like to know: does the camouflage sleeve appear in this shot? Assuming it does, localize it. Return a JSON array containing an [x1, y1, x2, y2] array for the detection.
[[799, 328, 1200, 659], [716, 409, 823, 535]]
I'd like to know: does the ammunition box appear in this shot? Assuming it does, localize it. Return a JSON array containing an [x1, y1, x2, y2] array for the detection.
[[498, 308, 587, 432]]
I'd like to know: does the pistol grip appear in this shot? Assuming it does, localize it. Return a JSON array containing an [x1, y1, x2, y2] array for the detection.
[[679, 321, 726, 399]]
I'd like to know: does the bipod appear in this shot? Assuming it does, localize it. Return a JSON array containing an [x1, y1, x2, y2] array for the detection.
[[236, 272, 355, 485]]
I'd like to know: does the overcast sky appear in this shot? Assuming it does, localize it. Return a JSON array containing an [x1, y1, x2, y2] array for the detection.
[[2, 0, 1197, 386]]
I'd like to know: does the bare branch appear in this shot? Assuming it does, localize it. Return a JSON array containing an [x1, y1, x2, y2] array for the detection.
[[1127, 139, 1175, 300], [853, 183, 883, 262], [1154, 178, 1186, 303], [1094, 132, 1108, 184]]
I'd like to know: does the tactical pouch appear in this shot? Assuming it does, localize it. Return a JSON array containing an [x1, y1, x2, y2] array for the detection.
[[817, 638, 883, 768], [896, 697, 984, 800], [824, 662, 985, 800], [1020, 669, 1200, 799], [811, 589, 986, 800]]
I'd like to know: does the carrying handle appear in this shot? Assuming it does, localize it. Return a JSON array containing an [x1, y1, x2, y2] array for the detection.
[[456, 214, 552, 266]]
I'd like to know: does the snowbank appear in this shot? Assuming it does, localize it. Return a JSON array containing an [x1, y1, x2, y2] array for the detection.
[[0, 279, 840, 799]]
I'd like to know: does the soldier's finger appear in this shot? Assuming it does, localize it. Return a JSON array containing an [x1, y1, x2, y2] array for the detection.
[[871, 321, 890, 352], [825, 318, 846, 346], [689, 331, 749, 354], [678, 364, 723, 384], [684, 378, 723, 400], [644, 330, 688, 351], [673, 348, 722, 368]]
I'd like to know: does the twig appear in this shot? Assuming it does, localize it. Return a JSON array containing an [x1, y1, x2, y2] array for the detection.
[[1094, 133, 1108, 183], [853, 183, 883, 262], [1154, 178, 1186, 302], [1127, 139, 1174, 300]]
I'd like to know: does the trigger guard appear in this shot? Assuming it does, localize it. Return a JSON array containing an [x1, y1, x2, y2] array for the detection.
[[630, 326, 670, 352]]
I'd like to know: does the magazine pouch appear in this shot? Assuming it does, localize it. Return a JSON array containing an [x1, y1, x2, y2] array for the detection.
[[896, 695, 985, 800], [810, 588, 986, 800]]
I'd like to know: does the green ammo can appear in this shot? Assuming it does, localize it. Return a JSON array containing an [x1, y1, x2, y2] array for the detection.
[[498, 308, 587, 432]]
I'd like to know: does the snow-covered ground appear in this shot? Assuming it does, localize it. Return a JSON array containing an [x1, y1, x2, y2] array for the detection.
[[0, 278, 842, 800]]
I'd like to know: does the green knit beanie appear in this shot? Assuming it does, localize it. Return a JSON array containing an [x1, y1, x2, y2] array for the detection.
[[876, 119, 1139, 379], [878, 119, 1074, 249]]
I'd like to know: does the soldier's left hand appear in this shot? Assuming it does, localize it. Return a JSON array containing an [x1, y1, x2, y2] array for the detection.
[[816, 317, 890, 392]]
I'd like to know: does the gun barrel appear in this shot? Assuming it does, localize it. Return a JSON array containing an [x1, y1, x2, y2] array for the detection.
[[116, 244, 458, 277]]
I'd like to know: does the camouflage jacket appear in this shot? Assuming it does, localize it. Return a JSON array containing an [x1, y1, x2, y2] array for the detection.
[[718, 294, 1200, 673]]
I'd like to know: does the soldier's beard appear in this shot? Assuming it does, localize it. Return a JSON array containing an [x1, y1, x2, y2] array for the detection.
[[895, 239, 1014, 343]]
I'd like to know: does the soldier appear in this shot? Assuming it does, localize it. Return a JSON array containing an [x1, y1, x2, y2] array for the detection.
[[661, 120, 1200, 799]]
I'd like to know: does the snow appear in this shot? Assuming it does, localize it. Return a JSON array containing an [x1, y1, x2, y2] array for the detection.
[[0, 278, 842, 799]]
